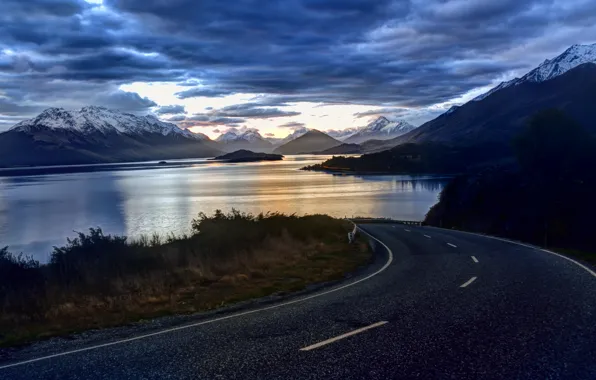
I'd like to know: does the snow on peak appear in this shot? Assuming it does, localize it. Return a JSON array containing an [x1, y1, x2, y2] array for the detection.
[[361, 116, 415, 135], [366, 116, 391, 132], [326, 127, 357, 140], [473, 43, 596, 101], [11, 106, 198, 138], [216, 127, 266, 143], [522, 43, 596, 83], [280, 127, 309, 144], [342, 116, 417, 143]]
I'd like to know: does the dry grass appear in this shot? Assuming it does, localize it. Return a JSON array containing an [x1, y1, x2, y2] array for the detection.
[[0, 210, 371, 346]]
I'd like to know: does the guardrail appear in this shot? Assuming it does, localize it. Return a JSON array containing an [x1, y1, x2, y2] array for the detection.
[[347, 218, 422, 243], [349, 218, 423, 226]]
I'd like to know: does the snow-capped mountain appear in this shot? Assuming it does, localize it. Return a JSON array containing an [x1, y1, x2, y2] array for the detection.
[[326, 128, 358, 141], [215, 127, 272, 152], [474, 43, 596, 101], [279, 127, 310, 145], [1, 106, 222, 167], [10, 106, 207, 140], [343, 116, 417, 144], [216, 127, 266, 143]]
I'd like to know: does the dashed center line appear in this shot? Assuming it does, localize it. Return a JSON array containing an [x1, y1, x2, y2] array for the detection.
[[424, 235, 431, 238], [471, 256, 479, 263], [460, 277, 478, 288], [447, 243, 457, 248], [300, 321, 388, 351]]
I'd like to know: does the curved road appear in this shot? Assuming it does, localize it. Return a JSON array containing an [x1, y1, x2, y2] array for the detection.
[[1, 224, 595, 379]]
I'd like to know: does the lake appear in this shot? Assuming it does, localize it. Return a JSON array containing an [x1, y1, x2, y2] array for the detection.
[[0, 156, 449, 262]]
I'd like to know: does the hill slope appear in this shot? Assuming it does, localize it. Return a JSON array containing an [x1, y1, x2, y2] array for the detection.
[[273, 130, 341, 154]]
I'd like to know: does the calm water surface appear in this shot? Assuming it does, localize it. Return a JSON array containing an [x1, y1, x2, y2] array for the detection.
[[0, 156, 449, 261]]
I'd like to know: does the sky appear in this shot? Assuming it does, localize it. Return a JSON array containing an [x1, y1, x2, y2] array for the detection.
[[1, 0, 595, 139]]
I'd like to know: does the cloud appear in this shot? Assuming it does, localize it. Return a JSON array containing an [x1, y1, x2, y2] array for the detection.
[[178, 103, 301, 128], [213, 104, 301, 119], [175, 114, 246, 129], [155, 104, 186, 115], [0, 98, 45, 116], [165, 114, 186, 122], [1, 0, 596, 126], [175, 87, 234, 99], [265, 132, 275, 137], [278, 121, 305, 128], [94, 90, 157, 112], [354, 108, 409, 118], [212, 128, 220, 133]]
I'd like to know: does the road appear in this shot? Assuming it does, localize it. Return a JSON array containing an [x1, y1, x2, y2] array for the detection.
[[1, 224, 595, 379]]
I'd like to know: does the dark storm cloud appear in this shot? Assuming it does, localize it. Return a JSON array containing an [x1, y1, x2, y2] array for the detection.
[[1, 0, 596, 126], [278, 122, 305, 128], [155, 105, 186, 115], [3, 0, 90, 17]]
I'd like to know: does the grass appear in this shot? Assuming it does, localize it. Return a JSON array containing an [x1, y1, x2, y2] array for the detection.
[[0, 210, 372, 347]]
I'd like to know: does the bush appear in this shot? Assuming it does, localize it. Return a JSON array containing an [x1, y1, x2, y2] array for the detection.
[[0, 210, 362, 345]]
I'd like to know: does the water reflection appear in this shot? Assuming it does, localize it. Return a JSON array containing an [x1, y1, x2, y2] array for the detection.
[[0, 156, 450, 261]]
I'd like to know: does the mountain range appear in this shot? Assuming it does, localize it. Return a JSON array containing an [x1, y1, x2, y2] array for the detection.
[[0, 107, 220, 167], [215, 127, 273, 152], [342, 117, 416, 144]]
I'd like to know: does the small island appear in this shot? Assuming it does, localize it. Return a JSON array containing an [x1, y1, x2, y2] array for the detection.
[[211, 149, 284, 163]]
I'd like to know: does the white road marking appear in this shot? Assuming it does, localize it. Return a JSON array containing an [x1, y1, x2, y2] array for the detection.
[[424, 235, 431, 238], [460, 277, 477, 288], [471, 256, 479, 263], [300, 321, 388, 351], [0, 226, 395, 371], [432, 227, 596, 279], [447, 243, 457, 248], [404, 229, 411, 232]]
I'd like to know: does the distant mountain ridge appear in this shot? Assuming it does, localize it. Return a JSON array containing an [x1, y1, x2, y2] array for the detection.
[[343, 116, 416, 144], [273, 130, 341, 155], [11, 106, 208, 140], [0, 107, 221, 167], [215, 127, 272, 152]]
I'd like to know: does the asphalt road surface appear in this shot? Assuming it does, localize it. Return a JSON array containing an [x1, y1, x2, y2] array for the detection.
[[1, 224, 595, 379]]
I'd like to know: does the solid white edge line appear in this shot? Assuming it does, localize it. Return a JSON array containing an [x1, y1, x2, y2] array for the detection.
[[0, 224, 394, 371], [432, 228, 596, 278], [460, 276, 478, 288], [300, 321, 388, 351], [471, 256, 479, 263], [447, 243, 457, 248]]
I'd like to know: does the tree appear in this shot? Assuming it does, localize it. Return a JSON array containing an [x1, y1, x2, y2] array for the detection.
[[513, 109, 594, 179]]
